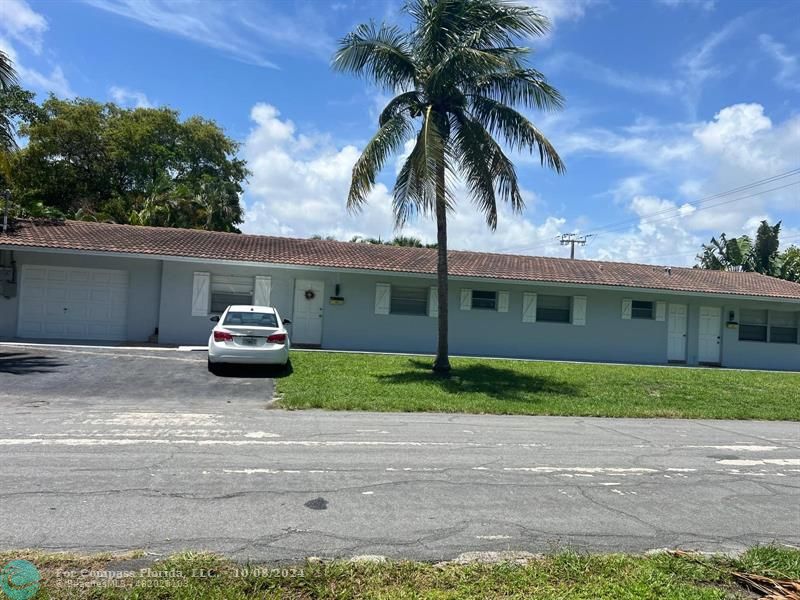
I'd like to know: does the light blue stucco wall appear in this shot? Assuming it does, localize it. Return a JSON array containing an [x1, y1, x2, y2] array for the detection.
[[2, 249, 798, 371], [155, 258, 800, 371], [0, 249, 161, 342]]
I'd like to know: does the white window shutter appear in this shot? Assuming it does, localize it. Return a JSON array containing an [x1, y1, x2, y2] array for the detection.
[[572, 296, 587, 326], [655, 301, 666, 322], [460, 289, 472, 310], [253, 275, 272, 306], [428, 286, 438, 318], [191, 272, 210, 316], [497, 291, 509, 313], [622, 298, 632, 320], [375, 283, 390, 315], [522, 292, 537, 323]]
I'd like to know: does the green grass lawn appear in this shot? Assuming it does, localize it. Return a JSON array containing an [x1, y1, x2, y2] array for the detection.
[[4, 547, 798, 599], [276, 352, 800, 420]]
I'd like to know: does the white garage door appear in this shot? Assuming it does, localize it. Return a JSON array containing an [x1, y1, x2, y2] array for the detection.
[[17, 265, 129, 341]]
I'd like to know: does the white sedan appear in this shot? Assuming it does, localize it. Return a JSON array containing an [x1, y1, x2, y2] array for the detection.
[[207, 305, 291, 372]]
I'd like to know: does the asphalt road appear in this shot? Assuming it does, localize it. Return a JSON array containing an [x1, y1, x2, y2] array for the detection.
[[1, 344, 799, 563]]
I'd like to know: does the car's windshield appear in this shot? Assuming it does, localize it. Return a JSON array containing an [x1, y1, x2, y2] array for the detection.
[[223, 311, 278, 327]]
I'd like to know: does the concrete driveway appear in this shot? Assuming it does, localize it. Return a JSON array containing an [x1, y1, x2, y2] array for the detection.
[[0, 343, 276, 410], [0, 343, 798, 562]]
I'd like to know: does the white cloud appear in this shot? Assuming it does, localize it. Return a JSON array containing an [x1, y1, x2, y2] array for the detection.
[[543, 53, 675, 96], [656, 0, 715, 11], [677, 17, 744, 117], [0, 1, 74, 97], [529, 0, 596, 27], [82, 0, 334, 68], [589, 195, 702, 265], [0, 0, 47, 53], [759, 34, 800, 92], [241, 98, 800, 267], [0, 37, 74, 97], [555, 103, 800, 264], [242, 102, 566, 254], [540, 17, 745, 115], [109, 86, 153, 108]]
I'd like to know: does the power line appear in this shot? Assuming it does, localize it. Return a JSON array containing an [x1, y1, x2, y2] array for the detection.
[[590, 179, 800, 237], [583, 167, 800, 238], [503, 173, 800, 255]]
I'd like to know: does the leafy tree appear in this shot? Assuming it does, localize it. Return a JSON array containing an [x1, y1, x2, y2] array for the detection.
[[696, 220, 796, 280], [348, 234, 437, 248], [751, 220, 781, 275], [9, 96, 248, 232], [696, 234, 752, 271], [334, 0, 564, 373], [779, 246, 800, 283]]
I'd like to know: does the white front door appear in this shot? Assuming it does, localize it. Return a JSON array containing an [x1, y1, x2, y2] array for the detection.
[[698, 305, 722, 364], [17, 265, 128, 340], [292, 279, 324, 345], [667, 303, 688, 362]]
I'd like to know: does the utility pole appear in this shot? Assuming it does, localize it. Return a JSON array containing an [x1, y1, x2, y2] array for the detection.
[[559, 233, 592, 259]]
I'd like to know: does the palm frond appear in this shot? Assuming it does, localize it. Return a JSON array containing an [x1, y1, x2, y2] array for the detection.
[[469, 95, 564, 173], [0, 50, 17, 91], [393, 107, 453, 227], [0, 114, 16, 152], [427, 46, 522, 95], [465, 68, 564, 111], [450, 111, 498, 228], [452, 110, 523, 229], [347, 113, 414, 210], [379, 91, 424, 126], [458, 0, 550, 47], [332, 22, 416, 90]]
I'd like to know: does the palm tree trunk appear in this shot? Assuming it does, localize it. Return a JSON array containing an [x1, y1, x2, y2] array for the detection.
[[432, 155, 451, 374]]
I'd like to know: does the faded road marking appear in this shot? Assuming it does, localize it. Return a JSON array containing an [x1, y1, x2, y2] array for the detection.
[[717, 458, 800, 466]]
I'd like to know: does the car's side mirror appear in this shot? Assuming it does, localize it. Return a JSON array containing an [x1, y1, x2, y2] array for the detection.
[[282, 318, 292, 325], [210, 315, 220, 322]]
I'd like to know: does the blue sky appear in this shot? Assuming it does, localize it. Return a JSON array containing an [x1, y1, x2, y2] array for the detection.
[[2, 0, 799, 265]]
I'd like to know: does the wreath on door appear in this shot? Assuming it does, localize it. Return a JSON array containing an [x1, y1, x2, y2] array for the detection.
[[304, 289, 316, 300]]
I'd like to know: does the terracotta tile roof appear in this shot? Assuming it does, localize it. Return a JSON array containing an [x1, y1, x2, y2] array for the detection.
[[2, 219, 800, 300]]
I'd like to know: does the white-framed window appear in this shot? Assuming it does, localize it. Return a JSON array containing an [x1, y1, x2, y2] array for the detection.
[[631, 300, 654, 320], [536, 295, 571, 323], [390, 286, 428, 316], [769, 311, 798, 344], [471, 290, 497, 310], [739, 309, 767, 342], [210, 274, 253, 314]]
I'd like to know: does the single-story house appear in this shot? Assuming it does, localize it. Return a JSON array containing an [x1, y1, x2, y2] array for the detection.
[[1, 219, 799, 371]]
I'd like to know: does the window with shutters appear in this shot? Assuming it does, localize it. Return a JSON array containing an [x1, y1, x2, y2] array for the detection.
[[739, 309, 767, 342], [471, 290, 497, 310], [210, 274, 254, 314], [536, 295, 571, 323], [390, 286, 428, 315], [631, 300, 654, 320], [769, 311, 798, 344]]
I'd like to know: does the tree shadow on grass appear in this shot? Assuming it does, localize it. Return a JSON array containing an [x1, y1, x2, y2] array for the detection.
[[376, 359, 585, 402], [0, 352, 67, 375]]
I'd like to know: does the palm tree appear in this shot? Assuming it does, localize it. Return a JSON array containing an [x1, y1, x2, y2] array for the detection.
[[333, 0, 564, 373], [1, 50, 19, 152]]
